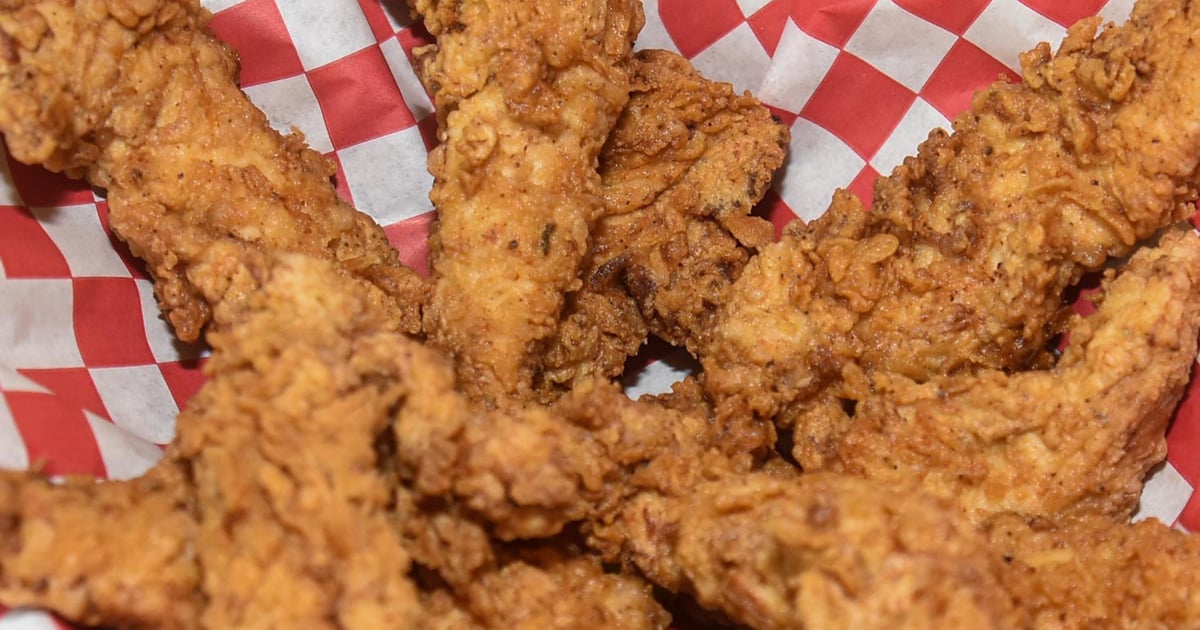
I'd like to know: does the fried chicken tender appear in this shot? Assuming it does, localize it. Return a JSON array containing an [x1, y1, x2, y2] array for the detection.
[[0, 5, 666, 620], [987, 513, 1200, 628], [391, 336, 738, 544], [701, 0, 1200, 466], [178, 256, 419, 629], [0, 0, 425, 341], [381, 218, 1200, 628], [1, 255, 422, 629], [596, 472, 1022, 630], [412, 0, 643, 406], [7, 2, 1200, 629], [385, 222, 1200, 627], [1, 251, 674, 630], [385, 332, 1030, 629], [393, 486, 671, 630], [537, 49, 788, 397], [0, 464, 199, 629], [417, 549, 670, 630], [458, 551, 668, 630], [832, 226, 1200, 525]]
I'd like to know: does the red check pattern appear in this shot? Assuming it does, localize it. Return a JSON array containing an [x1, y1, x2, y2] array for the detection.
[[0, 0, 1196, 626]]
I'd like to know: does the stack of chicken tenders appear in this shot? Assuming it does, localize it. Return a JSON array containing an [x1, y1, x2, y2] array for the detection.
[[1, 0, 1199, 627]]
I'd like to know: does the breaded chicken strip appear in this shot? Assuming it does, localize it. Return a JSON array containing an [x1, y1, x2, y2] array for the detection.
[[178, 256, 419, 629], [392, 335, 736, 543], [536, 49, 787, 398], [345, 338, 673, 630], [987, 513, 1200, 628], [0, 2, 664, 627], [415, 549, 670, 630], [412, 0, 643, 406], [701, 0, 1200, 466], [595, 472, 1023, 630], [387, 328, 1026, 629], [392, 484, 670, 630], [384, 222, 1200, 627], [0, 258, 673, 630], [460, 550, 668, 630], [0, 255, 421, 629], [831, 226, 1200, 525], [0, 0, 425, 341], [0, 464, 199, 629]]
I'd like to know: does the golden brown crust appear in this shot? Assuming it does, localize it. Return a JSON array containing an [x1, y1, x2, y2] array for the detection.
[[0, 0, 426, 342], [602, 472, 1022, 630], [0, 254, 423, 629], [832, 226, 1200, 524], [700, 0, 1200, 465], [178, 256, 420, 629], [3, 1, 1200, 629], [987, 514, 1200, 629], [0, 465, 200, 630], [536, 50, 788, 399], [415, 0, 644, 406]]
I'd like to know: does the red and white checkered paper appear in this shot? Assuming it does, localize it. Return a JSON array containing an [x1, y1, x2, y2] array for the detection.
[[2, 0, 1198, 626]]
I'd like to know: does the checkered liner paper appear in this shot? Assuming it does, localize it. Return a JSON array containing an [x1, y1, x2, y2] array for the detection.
[[1, 0, 1198, 625]]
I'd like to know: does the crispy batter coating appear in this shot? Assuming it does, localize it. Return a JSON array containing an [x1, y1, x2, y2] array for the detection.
[[987, 514, 1200, 629], [413, 0, 644, 406], [383, 216, 1200, 626], [832, 226, 1200, 524], [4, 1, 1200, 629], [392, 486, 670, 630], [177, 256, 418, 629], [461, 551, 669, 630], [0, 0, 425, 341], [701, 0, 1200, 466], [391, 333, 731, 543], [0, 465, 199, 629], [386, 332, 1036, 628], [1, 256, 422, 630], [1, 4, 666, 627], [598, 472, 1022, 630], [598, 50, 785, 353], [0, 257, 676, 630], [419, 549, 670, 630], [537, 49, 787, 397]]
